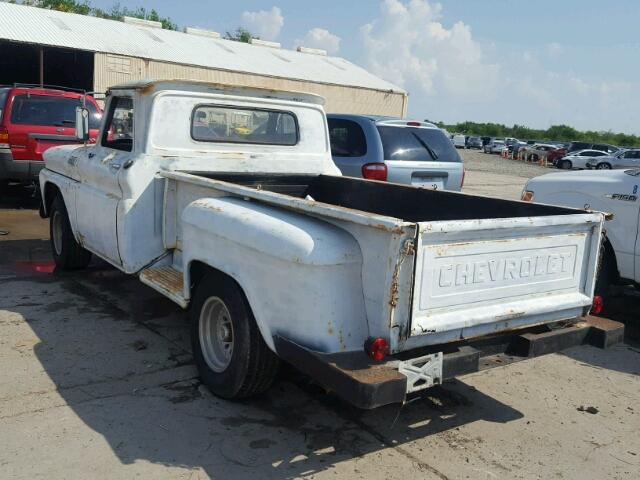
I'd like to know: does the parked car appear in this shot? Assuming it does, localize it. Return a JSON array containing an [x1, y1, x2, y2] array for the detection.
[[484, 139, 505, 154], [556, 149, 609, 169], [567, 141, 619, 155], [39, 79, 616, 409], [523, 169, 640, 305], [0, 85, 102, 185], [526, 143, 557, 162], [511, 141, 528, 158], [586, 149, 640, 170], [547, 146, 568, 165], [466, 136, 482, 149], [327, 114, 464, 191], [452, 134, 467, 149]]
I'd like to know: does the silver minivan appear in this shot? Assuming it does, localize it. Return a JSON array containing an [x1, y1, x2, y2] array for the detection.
[[327, 114, 465, 191]]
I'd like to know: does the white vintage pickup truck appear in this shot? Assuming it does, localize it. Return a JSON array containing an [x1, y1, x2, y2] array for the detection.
[[39, 80, 622, 408]]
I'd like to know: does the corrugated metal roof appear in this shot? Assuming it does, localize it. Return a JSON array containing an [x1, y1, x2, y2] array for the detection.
[[0, 3, 405, 94]]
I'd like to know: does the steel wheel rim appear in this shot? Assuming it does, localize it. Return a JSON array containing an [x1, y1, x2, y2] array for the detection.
[[199, 296, 234, 372], [52, 211, 63, 256]]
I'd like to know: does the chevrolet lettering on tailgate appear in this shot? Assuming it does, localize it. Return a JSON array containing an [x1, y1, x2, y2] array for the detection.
[[438, 248, 576, 288]]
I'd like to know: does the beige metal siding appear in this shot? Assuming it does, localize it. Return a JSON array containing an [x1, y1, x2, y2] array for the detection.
[[94, 53, 407, 117]]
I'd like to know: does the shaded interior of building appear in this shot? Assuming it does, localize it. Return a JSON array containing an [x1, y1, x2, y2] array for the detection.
[[0, 40, 93, 91]]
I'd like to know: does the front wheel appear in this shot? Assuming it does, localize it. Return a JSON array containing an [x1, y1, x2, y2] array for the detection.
[[596, 163, 611, 170], [50, 194, 92, 270], [191, 273, 279, 399]]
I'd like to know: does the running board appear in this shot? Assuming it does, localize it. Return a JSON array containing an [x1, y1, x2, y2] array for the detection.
[[139, 266, 188, 308]]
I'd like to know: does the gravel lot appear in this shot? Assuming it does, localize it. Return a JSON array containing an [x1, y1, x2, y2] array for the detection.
[[460, 149, 552, 199], [1, 174, 639, 480]]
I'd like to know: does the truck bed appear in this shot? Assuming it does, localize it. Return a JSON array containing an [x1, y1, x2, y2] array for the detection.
[[189, 172, 576, 222]]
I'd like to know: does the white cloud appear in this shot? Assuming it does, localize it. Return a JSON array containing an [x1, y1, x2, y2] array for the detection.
[[546, 42, 564, 57], [295, 28, 341, 54], [360, 0, 501, 100], [357, 0, 640, 134], [240, 6, 284, 40]]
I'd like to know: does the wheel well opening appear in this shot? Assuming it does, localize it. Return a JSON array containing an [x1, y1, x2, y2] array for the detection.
[[602, 237, 620, 284], [43, 183, 60, 218], [188, 261, 241, 300]]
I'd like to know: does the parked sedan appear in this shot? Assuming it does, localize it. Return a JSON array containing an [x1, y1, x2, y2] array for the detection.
[[556, 149, 609, 169], [586, 149, 640, 169], [483, 139, 505, 154], [466, 136, 483, 149]]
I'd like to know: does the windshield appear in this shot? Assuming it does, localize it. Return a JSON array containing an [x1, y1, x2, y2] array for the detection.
[[10, 95, 101, 129], [377, 126, 461, 162]]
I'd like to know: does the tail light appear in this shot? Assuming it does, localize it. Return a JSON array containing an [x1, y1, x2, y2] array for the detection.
[[521, 190, 534, 202], [0, 126, 8, 146], [362, 162, 388, 181], [406, 121, 421, 127], [591, 295, 604, 315], [365, 337, 389, 361]]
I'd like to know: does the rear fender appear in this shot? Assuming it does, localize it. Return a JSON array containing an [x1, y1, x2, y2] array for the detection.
[[182, 197, 367, 353]]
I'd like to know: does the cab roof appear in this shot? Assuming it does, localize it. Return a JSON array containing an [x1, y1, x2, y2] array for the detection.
[[108, 79, 326, 106]]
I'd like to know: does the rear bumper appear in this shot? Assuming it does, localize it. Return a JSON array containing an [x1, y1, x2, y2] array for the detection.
[[0, 149, 43, 181], [274, 316, 624, 409]]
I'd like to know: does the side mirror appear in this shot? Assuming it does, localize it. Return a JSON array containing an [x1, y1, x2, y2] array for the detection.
[[75, 107, 90, 142]]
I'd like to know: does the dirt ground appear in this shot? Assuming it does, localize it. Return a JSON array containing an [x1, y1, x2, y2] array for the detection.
[[0, 164, 639, 480]]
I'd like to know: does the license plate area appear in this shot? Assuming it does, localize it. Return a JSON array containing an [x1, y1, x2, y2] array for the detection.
[[398, 352, 443, 393]]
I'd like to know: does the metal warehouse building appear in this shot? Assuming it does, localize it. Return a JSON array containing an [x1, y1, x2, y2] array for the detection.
[[0, 2, 407, 116]]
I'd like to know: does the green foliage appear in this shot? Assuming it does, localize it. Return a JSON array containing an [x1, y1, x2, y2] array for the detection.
[[18, 0, 178, 30], [224, 27, 256, 43], [435, 120, 640, 147]]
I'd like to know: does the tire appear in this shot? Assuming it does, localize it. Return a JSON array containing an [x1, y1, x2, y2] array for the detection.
[[191, 272, 279, 399], [559, 160, 572, 170], [596, 162, 611, 170], [50, 194, 92, 270]]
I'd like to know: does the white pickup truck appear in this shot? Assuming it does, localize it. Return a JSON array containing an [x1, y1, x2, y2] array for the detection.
[[524, 169, 640, 301], [39, 80, 622, 409]]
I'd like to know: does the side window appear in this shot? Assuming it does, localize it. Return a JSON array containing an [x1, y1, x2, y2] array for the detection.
[[101, 97, 134, 152], [328, 119, 367, 157]]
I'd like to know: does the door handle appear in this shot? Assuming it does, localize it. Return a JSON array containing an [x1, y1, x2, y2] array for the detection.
[[109, 163, 121, 172]]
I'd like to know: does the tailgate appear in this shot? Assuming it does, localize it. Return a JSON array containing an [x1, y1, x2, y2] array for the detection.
[[410, 213, 603, 338]]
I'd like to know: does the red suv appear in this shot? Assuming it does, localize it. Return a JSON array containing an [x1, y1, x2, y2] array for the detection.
[[0, 85, 102, 184]]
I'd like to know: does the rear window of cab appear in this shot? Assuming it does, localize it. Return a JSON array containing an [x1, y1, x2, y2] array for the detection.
[[191, 105, 298, 146]]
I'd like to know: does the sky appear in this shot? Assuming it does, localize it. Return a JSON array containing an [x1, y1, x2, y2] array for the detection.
[[91, 0, 640, 134]]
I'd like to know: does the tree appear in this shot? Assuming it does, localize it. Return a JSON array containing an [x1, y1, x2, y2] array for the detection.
[[18, 0, 178, 30], [435, 120, 640, 147], [224, 27, 256, 43]]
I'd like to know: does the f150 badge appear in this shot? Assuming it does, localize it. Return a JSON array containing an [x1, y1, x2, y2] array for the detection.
[[605, 193, 637, 201]]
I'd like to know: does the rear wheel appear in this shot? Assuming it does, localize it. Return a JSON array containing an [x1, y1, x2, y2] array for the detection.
[[559, 160, 572, 170], [49, 194, 92, 270], [191, 273, 279, 399], [596, 162, 611, 170]]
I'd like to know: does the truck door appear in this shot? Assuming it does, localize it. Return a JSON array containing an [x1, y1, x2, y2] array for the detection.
[[74, 96, 134, 265]]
